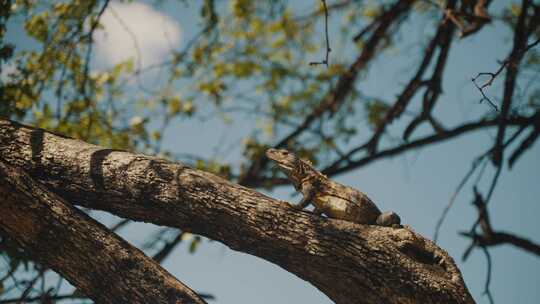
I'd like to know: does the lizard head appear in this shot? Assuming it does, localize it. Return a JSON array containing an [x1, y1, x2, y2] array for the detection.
[[265, 148, 299, 173]]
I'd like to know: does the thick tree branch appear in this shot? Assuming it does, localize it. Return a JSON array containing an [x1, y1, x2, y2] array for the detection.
[[0, 160, 207, 304], [0, 119, 474, 304]]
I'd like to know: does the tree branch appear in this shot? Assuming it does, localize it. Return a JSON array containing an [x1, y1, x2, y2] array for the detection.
[[491, 0, 532, 167], [463, 231, 540, 257], [460, 187, 540, 258], [0, 160, 207, 304], [0, 119, 474, 304], [324, 113, 537, 176], [366, 25, 440, 152]]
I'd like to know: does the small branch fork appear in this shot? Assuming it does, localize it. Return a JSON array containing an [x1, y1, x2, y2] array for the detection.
[[309, 0, 331, 67], [472, 37, 540, 112], [471, 73, 500, 112], [459, 186, 540, 304]]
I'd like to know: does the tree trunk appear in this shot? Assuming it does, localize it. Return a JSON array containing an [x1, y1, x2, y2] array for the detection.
[[0, 160, 207, 304], [0, 119, 475, 304]]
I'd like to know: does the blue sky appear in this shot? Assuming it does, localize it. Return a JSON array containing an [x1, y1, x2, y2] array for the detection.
[[4, 1, 540, 303]]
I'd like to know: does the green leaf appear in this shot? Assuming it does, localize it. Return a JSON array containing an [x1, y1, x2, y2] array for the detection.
[[365, 99, 390, 129], [189, 236, 201, 254]]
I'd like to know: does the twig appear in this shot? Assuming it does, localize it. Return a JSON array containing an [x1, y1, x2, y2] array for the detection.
[[434, 119, 530, 243], [480, 246, 495, 304], [462, 162, 502, 247], [309, 0, 331, 67], [508, 113, 540, 168], [80, 0, 111, 96], [16, 273, 41, 304], [471, 74, 499, 112], [109, 218, 131, 232], [0, 294, 87, 303], [62, 0, 110, 129], [433, 156, 487, 243], [152, 231, 184, 264]]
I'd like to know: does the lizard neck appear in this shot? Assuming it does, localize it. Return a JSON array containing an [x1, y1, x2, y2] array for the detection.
[[286, 159, 319, 189]]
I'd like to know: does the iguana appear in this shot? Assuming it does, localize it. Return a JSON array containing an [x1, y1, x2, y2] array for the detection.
[[266, 148, 401, 227]]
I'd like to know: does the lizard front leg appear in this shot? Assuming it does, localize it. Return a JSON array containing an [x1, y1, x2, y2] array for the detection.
[[292, 182, 315, 210]]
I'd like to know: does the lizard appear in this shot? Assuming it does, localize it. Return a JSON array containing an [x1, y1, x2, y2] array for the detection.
[[266, 148, 401, 227], [266, 149, 469, 285]]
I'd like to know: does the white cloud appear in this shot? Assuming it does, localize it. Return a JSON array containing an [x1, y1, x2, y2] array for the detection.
[[94, 2, 182, 69]]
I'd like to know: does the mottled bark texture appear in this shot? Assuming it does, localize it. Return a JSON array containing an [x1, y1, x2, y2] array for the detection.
[[0, 161, 207, 304], [0, 119, 475, 304]]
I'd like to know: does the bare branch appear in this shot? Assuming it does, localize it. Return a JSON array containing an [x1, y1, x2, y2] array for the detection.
[[460, 187, 540, 258], [434, 120, 530, 242], [401, 1, 457, 141], [433, 156, 487, 243], [109, 218, 131, 232], [491, 0, 534, 167], [324, 113, 536, 177], [480, 246, 494, 304], [508, 115, 540, 168], [471, 38, 540, 112], [152, 231, 184, 264]]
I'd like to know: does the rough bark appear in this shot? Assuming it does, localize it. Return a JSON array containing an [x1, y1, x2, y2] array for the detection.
[[0, 161, 207, 304], [0, 119, 475, 304]]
